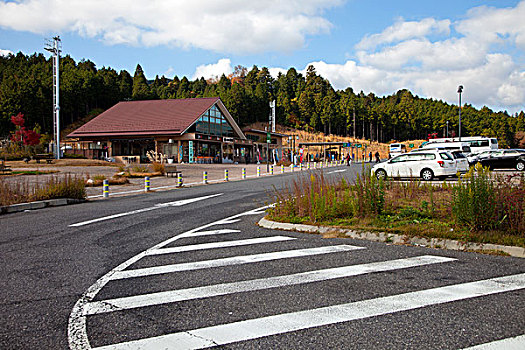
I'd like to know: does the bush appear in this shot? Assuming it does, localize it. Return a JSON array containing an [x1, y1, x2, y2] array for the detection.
[[452, 165, 499, 231], [151, 162, 165, 174], [353, 170, 385, 216], [132, 165, 149, 173]]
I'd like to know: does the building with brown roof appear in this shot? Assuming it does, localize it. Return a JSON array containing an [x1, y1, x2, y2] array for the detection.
[[67, 97, 253, 164]]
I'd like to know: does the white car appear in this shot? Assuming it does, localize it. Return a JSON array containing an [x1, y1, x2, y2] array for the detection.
[[450, 150, 469, 173], [371, 150, 457, 181]]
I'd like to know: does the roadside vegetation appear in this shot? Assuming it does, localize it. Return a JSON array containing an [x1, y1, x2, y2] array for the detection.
[[0, 174, 86, 206], [268, 166, 525, 247]]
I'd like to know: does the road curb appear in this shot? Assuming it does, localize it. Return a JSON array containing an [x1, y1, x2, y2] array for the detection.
[[0, 198, 86, 215], [258, 217, 525, 258]]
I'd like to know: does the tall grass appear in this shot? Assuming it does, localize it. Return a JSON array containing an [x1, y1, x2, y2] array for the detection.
[[0, 174, 86, 206]]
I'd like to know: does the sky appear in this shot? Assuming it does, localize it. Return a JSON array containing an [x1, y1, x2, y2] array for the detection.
[[0, 0, 524, 115]]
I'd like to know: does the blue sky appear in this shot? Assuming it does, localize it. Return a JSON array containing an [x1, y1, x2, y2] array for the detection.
[[1, 0, 524, 114]]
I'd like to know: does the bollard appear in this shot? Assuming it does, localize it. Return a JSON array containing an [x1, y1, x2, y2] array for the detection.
[[270, 165, 274, 175], [257, 166, 261, 177], [224, 169, 229, 181], [177, 173, 183, 187], [291, 164, 294, 172], [103, 179, 109, 198], [203, 171, 208, 184], [242, 168, 246, 179], [281, 164, 284, 173], [144, 176, 150, 192], [307, 162, 310, 170], [300, 163, 303, 171]]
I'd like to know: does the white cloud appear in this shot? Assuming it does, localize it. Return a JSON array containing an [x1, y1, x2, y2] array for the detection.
[[304, 1, 525, 114], [356, 17, 451, 50], [0, 49, 13, 56], [192, 58, 233, 80], [0, 0, 343, 54]]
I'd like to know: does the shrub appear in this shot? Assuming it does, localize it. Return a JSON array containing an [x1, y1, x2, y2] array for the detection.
[[353, 170, 385, 216], [132, 165, 149, 173], [151, 162, 165, 174], [452, 165, 499, 231]]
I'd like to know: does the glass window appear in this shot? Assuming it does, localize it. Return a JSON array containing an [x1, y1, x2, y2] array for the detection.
[[391, 155, 409, 163], [439, 152, 453, 160]]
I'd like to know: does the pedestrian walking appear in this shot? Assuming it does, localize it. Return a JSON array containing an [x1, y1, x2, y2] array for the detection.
[[375, 151, 380, 163], [369, 151, 372, 162], [345, 153, 350, 166]]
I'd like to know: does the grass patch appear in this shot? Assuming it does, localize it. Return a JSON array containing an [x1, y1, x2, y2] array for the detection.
[[268, 167, 525, 248], [5, 170, 59, 176], [1, 174, 86, 206]]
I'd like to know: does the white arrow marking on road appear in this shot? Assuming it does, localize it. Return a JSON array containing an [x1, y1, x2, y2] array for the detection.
[[83, 255, 455, 316], [110, 245, 364, 280], [147, 236, 295, 255], [69, 193, 223, 227], [92, 273, 525, 350]]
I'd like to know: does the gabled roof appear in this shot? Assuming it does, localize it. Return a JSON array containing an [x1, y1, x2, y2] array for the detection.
[[67, 97, 244, 139]]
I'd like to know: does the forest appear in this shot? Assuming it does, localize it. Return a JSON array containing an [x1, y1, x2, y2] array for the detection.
[[1, 52, 524, 147]]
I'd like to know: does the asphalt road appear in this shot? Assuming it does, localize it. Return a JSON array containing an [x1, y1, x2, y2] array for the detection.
[[1, 164, 524, 349]]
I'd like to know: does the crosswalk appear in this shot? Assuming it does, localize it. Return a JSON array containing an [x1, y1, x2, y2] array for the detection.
[[69, 209, 525, 350]]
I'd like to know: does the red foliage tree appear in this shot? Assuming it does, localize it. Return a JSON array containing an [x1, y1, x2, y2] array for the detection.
[[10, 113, 41, 146]]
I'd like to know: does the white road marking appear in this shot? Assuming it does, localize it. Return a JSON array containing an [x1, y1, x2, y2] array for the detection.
[[92, 273, 525, 350], [461, 334, 525, 349], [147, 236, 296, 255], [327, 169, 347, 174], [110, 245, 364, 280], [83, 255, 455, 316], [69, 193, 223, 227], [68, 205, 273, 350], [190, 229, 240, 237]]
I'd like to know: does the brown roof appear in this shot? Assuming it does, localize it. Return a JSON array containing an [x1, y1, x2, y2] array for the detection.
[[67, 97, 220, 138]]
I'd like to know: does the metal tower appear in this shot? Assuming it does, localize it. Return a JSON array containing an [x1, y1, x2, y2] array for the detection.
[[45, 36, 61, 159]]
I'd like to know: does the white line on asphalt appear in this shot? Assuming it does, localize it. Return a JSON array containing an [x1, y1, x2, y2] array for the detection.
[[68, 204, 274, 350], [327, 169, 347, 174], [147, 236, 296, 255], [110, 245, 364, 280], [83, 255, 455, 316], [69, 193, 223, 227], [461, 334, 525, 349], [189, 229, 241, 237], [92, 273, 525, 350]]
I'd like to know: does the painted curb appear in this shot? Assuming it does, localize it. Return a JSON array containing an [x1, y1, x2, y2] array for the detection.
[[258, 217, 525, 258], [0, 198, 85, 215]]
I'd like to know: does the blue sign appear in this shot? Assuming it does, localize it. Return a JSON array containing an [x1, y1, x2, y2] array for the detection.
[[189, 141, 194, 163]]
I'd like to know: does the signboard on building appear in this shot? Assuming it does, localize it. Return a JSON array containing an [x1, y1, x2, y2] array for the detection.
[[189, 140, 194, 163]]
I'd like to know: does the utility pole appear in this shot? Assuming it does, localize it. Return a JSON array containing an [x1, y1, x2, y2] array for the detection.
[[45, 36, 61, 159], [457, 85, 463, 142]]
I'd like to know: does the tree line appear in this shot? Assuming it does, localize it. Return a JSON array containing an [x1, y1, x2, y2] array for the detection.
[[1, 52, 524, 147]]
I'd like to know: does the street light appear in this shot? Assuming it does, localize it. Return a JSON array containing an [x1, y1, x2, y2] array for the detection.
[[457, 85, 463, 141], [446, 121, 449, 138]]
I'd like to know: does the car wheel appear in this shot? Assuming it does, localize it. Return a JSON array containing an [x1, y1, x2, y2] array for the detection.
[[421, 168, 434, 181], [376, 169, 387, 180], [517, 161, 525, 171]]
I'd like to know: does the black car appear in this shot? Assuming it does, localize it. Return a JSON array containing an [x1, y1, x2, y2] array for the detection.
[[477, 149, 525, 171]]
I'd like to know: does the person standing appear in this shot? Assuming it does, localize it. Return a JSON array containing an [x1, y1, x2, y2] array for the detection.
[[375, 151, 380, 163], [369, 151, 372, 162]]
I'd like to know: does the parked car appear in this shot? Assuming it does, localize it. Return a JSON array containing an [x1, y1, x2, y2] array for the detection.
[[450, 150, 469, 173], [411, 148, 468, 174], [371, 150, 457, 181], [466, 149, 499, 165], [476, 149, 525, 171]]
